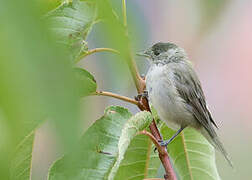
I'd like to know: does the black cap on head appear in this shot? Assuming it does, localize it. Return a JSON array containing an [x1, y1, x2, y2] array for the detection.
[[151, 42, 177, 56]]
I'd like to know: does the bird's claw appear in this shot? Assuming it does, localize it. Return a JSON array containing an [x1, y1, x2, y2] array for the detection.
[[159, 140, 169, 147], [143, 90, 148, 98], [134, 95, 141, 101], [154, 140, 170, 153], [135, 90, 149, 101]]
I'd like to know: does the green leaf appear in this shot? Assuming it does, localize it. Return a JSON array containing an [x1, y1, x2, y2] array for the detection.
[[35, 0, 62, 14], [114, 134, 160, 179], [9, 132, 35, 180], [48, 107, 153, 180], [93, 0, 130, 57], [46, 0, 97, 62], [48, 106, 131, 180], [0, 0, 81, 178], [108, 111, 153, 180], [160, 125, 221, 180], [74, 68, 97, 96]]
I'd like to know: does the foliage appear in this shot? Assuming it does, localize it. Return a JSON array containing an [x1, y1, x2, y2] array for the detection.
[[46, 0, 97, 62], [0, 0, 223, 179], [49, 107, 154, 180], [74, 68, 97, 96], [161, 125, 221, 180]]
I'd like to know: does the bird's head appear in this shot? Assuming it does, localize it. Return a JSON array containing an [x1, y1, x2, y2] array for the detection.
[[137, 42, 187, 64]]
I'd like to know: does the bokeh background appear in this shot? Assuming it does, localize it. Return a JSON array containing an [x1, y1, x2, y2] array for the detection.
[[5, 0, 251, 179]]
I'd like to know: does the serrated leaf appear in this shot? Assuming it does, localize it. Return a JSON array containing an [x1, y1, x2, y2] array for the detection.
[[74, 68, 97, 96], [160, 124, 221, 180], [114, 134, 160, 179], [48, 106, 131, 180], [9, 132, 35, 180], [108, 111, 153, 180], [0, 0, 81, 178], [36, 0, 62, 14], [46, 0, 97, 62], [48, 107, 153, 180]]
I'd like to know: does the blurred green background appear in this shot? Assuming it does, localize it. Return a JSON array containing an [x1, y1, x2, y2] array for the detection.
[[0, 0, 251, 179]]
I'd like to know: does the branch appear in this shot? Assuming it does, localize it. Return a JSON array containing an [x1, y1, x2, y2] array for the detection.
[[91, 91, 139, 106], [137, 96, 177, 180], [138, 130, 166, 155], [126, 53, 146, 93], [122, 0, 127, 27], [99, 1, 176, 179], [76, 48, 120, 63], [121, 17, 177, 180]]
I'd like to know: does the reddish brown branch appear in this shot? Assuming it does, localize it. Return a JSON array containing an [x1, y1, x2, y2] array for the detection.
[[76, 48, 120, 63], [137, 96, 177, 180], [92, 91, 139, 105], [120, 6, 176, 178], [138, 130, 166, 155]]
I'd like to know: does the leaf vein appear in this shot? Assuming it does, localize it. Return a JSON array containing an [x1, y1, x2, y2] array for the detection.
[[120, 160, 146, 167]]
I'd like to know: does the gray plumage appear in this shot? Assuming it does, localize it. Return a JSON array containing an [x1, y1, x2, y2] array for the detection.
[[140, 42, 232, 166]]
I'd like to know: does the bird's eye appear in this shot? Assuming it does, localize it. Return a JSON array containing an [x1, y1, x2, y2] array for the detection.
[[154, 50, 160, 56]]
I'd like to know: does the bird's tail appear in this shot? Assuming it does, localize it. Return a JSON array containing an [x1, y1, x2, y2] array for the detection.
[[200, 127, 233, 167]]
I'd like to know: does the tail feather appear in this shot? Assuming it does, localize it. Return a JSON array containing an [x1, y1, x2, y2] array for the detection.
[[211, 135, 233, 167], [200, 127, 233, 167]]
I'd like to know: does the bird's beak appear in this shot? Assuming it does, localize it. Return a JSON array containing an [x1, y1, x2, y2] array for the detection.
[[136, 50, 151, 58]]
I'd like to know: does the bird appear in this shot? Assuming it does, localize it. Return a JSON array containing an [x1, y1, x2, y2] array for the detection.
[[137, 42, 232, 166]]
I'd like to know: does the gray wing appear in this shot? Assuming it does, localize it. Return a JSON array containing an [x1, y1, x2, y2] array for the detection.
[[172, 64, 233, 166], [172, 64, 218, 135]]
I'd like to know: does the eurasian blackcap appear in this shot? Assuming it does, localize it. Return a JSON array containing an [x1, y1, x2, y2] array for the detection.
[[137, 42, 232, 166]]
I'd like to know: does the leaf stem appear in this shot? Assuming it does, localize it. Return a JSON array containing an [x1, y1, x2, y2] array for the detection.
[[120, 1, 177, 179], [92, 91, 139, 106], [122, 25, 177, 180], [126, 53, 146, 93], [122, 0, 127, 27], [137, 97, 177, 180], [76, 48, 120, 63], [138, 130, 166, 155]]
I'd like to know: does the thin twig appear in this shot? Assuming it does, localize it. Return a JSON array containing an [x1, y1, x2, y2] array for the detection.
[[76, 48, 120, 63], [91, 91, 139, 106], [121, 0, 145, 93], [126, 53, 146, 93], [122, 27, 177, 180], [137, 96, 177, 180], [83, 1, 177, 179], [138, 130, 166, 155], [122, 0, 127, 28]]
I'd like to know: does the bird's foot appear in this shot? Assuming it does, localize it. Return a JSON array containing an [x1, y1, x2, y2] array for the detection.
[[159, 139, 172, 147], [154, 139, 172, 153], [135, 90, 148, 101], [154, 128, 184, 153]]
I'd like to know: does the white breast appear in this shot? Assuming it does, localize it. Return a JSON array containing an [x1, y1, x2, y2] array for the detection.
[[146, 64, 193, 130]]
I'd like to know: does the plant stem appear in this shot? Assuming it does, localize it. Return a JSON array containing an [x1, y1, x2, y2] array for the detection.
[[121, 18, 177, 180], [92, 91, 139, 106], [120, 1, 176, 179], [122, 0, 127, 27], [138, 130, 166, 155], [126, 53, 146, 93], [76, 48, 120, 63], [137, 96, 177, 180]]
